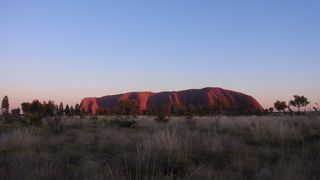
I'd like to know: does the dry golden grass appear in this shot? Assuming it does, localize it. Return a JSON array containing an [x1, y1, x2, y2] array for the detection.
[[0, 115, 319, 180]]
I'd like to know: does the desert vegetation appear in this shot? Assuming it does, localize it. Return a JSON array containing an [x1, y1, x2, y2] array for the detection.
[[0, 115, 320, 180], [1, 95, 320, 179], [272, 95, 313, 115]]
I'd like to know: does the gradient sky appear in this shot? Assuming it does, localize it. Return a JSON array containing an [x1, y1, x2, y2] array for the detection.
[[0, 0, 319, 109]]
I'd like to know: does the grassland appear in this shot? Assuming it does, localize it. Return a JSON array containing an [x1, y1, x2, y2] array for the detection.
[[0, 115, 319, 180]]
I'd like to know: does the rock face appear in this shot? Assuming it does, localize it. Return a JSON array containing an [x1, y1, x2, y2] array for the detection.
[[80, 87, 263, 115]]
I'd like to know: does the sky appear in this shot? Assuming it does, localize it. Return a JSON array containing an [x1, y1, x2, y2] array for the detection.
[[0, 0, 319, 109]]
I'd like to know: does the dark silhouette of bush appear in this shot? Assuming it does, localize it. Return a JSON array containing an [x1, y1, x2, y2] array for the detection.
[[156, 113, 170, 123], [64, 104, 70, 116], [1, 108, 22, 123], [109, 118, 136, 128], [58, 102, 64, 115], [43, 100, 55, 116], [75, 104, 80, 116], [1, 96, 9, 116], [11, 108, 20, 116], [27, 114, 43, 126], [21, 102, 31, 115], [69, 106, 74, 117], [269, 107, 274, 115]]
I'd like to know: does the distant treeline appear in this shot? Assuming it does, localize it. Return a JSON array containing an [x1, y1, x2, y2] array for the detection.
[[271, 95, 318, 115], [1, 95, 319, 118], [20, 100, 81, 117], [0, 96, 80, 117]]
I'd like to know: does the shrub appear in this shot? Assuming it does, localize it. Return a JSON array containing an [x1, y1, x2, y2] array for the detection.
[[27, 114, 43, 126], [3, 112, 24, 124], [109, 118, 136, 128], [2, 113, 14, 123], [48, 116, 63, 133], [185, 111, 194, 120], [155, 113, 170, 123], [18, 117, 29, 126]]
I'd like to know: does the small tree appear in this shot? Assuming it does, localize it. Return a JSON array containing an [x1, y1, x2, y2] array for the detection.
[[64, 105, 70, 116], [70, 106, 74, 117], [269, 107, 274, 115], [59, 102, 64, 115], [30, 100, 43, 114], [46, 100, 55, 116], [21, 100, 44, 125], [21, 102, 31, 114], [75, 104, 80, 115], [1, 96, 9, 114], [11, 108, 21, 116], [289, 95, 310, 113], [42, 100, 55, 116], [274, 100, 288, 113]]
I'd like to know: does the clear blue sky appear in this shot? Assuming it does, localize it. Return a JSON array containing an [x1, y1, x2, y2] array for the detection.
[[0, 0, 319, 109]]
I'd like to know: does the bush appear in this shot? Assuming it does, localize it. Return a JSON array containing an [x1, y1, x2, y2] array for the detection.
[[27, 114, 43, 126], [109, 118, 136, 128], [185, 111, 194, 120], [48, 116, 63, 133], [155, 113, 170, 123], [18, 117, 29, 126], [0, 113, 22, 124], [2, 113, 14, 123]]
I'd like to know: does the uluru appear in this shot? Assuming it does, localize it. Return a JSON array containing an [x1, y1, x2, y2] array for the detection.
[[80, 87, 263, 115]]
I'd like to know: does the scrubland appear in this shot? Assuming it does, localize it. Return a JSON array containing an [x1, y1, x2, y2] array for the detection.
[[0, 115, 319, 180]]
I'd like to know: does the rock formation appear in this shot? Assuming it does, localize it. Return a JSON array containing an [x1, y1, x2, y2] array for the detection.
[[80, 87, 263, 115]]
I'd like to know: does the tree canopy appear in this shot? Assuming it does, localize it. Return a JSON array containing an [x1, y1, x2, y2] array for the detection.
[[274, 100, 288, 112], [1, 96, 9, 114], [289, 95, 310, 112]]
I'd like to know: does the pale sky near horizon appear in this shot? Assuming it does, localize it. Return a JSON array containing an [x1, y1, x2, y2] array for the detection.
[[0, 0, 320, 109]]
